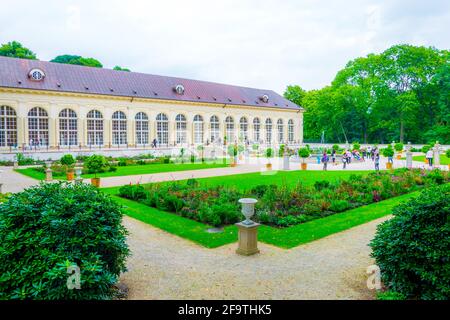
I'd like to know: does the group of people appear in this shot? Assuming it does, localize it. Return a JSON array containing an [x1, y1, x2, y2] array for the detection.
[[320, 146, 382, 171]]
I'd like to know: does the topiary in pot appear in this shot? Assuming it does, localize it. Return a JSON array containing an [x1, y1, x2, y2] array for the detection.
[[265, 148, 273, 170], [382, 147, 395, 169], [352, 142, 361, 151], [370, 184, 450, 300], [85, 154, 106, 187], [298, 147, 310, 170], [228, 144, 238, 166], [0, 182, 129, 299], [60, 154, 76, 181]]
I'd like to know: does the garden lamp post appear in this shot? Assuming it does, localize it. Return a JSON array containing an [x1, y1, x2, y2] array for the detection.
[[236, 198, 260, 256]]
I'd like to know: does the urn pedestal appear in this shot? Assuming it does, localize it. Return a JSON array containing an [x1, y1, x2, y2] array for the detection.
[[235, 222, 260, 256]]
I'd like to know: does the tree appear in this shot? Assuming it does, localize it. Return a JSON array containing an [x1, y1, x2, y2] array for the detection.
[[283, 85, 306, 106], [0, 41, 37, 59], [113, 66, 131, 72], [51, 55, 103, 68]]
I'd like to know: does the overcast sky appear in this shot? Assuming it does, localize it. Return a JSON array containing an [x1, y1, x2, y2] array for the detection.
[[1, 0, 449, 93]]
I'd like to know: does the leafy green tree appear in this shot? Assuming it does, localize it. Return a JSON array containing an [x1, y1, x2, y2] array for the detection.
[[0, 41, 37, 59], [113, 66, 131, 72], [283, 85, 306, 106], [51, 55, 103, 68]]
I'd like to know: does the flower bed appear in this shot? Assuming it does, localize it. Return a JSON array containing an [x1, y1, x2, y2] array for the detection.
[[118, 169, 449, 227]]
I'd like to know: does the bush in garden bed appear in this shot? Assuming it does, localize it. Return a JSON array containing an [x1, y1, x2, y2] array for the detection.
[[118, 169, 449, 228], [370, 184, 450, 300], [0, 182, 129, 300]]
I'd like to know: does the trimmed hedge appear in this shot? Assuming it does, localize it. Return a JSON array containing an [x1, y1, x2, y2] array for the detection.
[[370, 183, 450, 300], [0, 182, 129, 300]]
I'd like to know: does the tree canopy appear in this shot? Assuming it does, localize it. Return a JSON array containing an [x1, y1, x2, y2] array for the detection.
[[50, 54, 103, 68], [0, 41, 37, 60], [285, 44, 450, 144], [113, 66, 131, 72]]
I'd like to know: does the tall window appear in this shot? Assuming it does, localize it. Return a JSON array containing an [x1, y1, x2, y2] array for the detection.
[[28, 107, 49, 146], [87, 110, 103, 146], [193, 115, 204, 144], [135, 112, 149, 145], [112, 111, 127, 145], [156, 113, 169, 145], [277, 119, 284, 143], [288, 119, 294, 143], [210, 115, 220, 143], [253, 118, 260, 143], [239, 117, 248, 142], [265, 118, 272, 144], [175, 114, 187, 144], [0, 106, 17, 147], [59, 109, 77, 146], [225, 116, 235, 143]]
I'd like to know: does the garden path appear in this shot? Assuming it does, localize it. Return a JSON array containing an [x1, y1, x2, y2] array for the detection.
[[119, 214, 387, 299]]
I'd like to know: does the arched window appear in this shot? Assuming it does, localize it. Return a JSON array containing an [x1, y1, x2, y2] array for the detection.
[[253, 118, 260, 143], [87, 110, 103, 146], [210, 115, 220, 143], [59, 109, 77, 146], [288, 119, 294, 143], [265, 118, 272, 144], [156, 113, 169, 145], [277, 119, 284, 143], [112, 111, 127, 145], [135, 112, 149, 145], [239, 117, 248, 142], [193, 114, 204, 144], [0, 106, 17, 147], [225, 116, 235, 143], [28, 107, 49, 146], [175, 114, 187, 144]]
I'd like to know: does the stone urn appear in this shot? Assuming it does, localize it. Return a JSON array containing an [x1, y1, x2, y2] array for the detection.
[[238, 198, 258, 225]]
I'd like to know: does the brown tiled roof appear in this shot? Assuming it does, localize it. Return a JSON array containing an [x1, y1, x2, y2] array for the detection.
[[0, 56, 302, 110]]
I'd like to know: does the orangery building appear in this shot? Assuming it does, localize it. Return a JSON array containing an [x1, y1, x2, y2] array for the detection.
[[0, 56, 303, 151]]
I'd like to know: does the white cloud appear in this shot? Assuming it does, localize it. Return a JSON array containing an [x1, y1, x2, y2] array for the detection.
[[0, 0, 449, 93]]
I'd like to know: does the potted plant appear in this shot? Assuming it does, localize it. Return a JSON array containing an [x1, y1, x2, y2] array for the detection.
[[382, 147, 395, 169], [394, 142, 404, 159], [228, 144, 238, 167], [298, 147, 310, 170], [60, 154, 76, 181], [265, 147, 273, 170], [85, 154, 106, 187], [446, 149, 450, 170], [238, 144, 245, 160]]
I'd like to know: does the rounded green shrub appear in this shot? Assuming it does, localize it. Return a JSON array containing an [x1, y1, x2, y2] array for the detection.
[[85, 154, 107, 177], [370, 184, 450, 300], [394, 143, 404, 152], [382, 147, 394, 158], [298, 147, 310, 159], [446, 149, 450, 158], [0, 182, 129, 300], [352, 142, 361, 151], [59, 154, 75, 167]]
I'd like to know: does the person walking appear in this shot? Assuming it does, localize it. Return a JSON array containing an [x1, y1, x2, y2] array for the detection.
[[426, 149, 433, 167], [342, 150, 348, 169], [322, 152, 329, 171], [374, 154, 380, 171], [331, 149, 336, 165]]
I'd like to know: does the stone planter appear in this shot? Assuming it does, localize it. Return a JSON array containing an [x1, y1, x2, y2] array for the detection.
[[66, 171, 74, 181], [386, 162, 393, 170], [301, 163, 307, 170], [91, 177, 100, 187]]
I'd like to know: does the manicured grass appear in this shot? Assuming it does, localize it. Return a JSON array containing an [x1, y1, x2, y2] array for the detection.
[[104, 188, 419, 249], [104, 170, 369, 195], [410, 154, 450, 165], [15, 161, 229, 181]]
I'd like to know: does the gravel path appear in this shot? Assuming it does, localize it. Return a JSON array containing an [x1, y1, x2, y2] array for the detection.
[[119, 215, 388, 300]]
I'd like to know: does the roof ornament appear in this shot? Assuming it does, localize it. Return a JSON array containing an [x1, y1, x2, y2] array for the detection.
[[260, 94, 269, 103], [174, 84, 185, 95], [28, 69, 45, 81]]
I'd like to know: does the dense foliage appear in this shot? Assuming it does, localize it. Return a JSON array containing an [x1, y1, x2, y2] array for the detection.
[[370, 184, 450, 300], [0, 41, 37, 59], [0, 182, 129, 299], [50, 55, 103, 68], [284, 44, 450, 144], [119, 169, 449, 227]]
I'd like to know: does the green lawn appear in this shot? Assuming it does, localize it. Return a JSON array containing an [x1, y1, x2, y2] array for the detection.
[[104, 169, 369, 194], [15, 162, 229, 181], [410, 154, 450, 165], [104, 188, 419, 249]]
